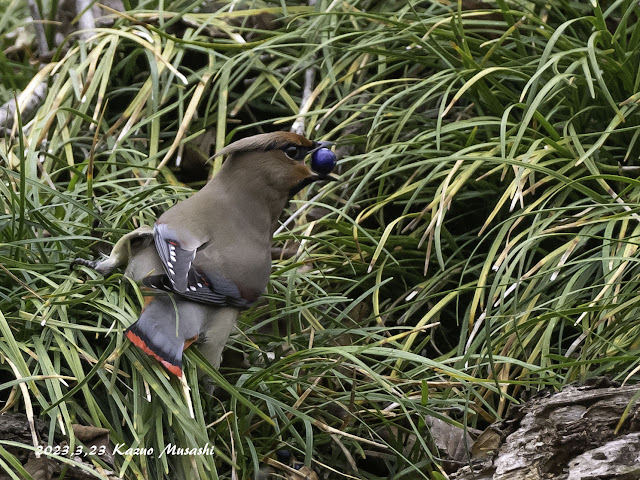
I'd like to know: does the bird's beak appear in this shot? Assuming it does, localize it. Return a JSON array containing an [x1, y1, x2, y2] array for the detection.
[[309, 140, 335, 154]]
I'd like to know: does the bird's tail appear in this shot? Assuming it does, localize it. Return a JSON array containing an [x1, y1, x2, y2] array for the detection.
[[125, 294, 202, 377]]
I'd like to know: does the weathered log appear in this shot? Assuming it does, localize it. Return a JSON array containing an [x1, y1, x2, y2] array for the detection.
[[452, 379, 640, 480]]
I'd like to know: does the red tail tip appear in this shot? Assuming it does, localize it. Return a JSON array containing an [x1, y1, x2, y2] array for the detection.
[[125, 330, 183, 377]]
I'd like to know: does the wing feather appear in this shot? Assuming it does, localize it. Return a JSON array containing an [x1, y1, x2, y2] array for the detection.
[[153, 223, 197, 293], [142, 271, 249, 308]]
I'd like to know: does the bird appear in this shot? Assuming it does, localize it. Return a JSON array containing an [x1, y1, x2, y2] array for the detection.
[[74, 132, 337, 377]]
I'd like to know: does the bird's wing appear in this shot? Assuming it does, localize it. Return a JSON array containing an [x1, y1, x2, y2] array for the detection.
[[153, 223, 198, 292], [142, 269, 249, 308]]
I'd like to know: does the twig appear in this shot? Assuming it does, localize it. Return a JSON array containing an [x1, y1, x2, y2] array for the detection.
[[75, 0, 97, 43], [290, 63, 317, 135], [290, 0, 318, 134], [27, 0, 49, 55], [0, 81, 48, 136]]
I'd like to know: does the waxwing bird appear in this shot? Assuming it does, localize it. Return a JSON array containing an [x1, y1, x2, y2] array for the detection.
[[75, 132, 337, 377]]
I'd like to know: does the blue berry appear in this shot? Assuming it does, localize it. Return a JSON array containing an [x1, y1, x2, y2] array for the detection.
[[276, 449, 291, 464], [311, 148, 336, 175]]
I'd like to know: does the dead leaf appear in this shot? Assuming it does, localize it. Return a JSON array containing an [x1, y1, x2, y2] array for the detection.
[[72, 424, 114, 466], [23, 455, 55, 480], [470, 426, 501, 459]]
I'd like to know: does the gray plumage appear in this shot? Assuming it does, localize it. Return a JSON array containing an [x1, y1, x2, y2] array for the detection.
[[74, 132, 337, 377]]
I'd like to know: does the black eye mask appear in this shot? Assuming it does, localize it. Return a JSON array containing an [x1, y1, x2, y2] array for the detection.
[[282, 144, 311, 161], [269, 140, 334, 162]]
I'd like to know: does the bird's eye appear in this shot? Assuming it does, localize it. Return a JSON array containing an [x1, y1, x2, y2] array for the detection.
[[283, 145, 302, 160]]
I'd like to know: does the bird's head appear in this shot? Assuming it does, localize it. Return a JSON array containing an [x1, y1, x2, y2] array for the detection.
[[213, 132, 338, 197]]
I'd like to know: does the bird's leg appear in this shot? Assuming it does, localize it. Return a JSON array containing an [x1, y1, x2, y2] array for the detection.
[[197, 307, 239, 370], [196, 307, 240, 394], [73, 226, 154, 275], [183, 335, 199, 350]]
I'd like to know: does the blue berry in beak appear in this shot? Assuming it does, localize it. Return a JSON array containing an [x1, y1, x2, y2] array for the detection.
[[311, 148, 336, 175]]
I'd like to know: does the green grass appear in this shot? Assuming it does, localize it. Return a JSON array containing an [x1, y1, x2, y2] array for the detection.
[[1, 0, 640, 478]]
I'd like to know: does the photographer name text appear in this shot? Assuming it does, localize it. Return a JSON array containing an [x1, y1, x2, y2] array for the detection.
[[114, 443, 215, 457]]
